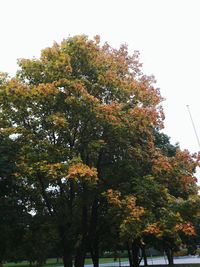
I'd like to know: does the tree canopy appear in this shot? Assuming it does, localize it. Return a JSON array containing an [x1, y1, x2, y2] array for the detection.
[[0, 35, 200, 267]]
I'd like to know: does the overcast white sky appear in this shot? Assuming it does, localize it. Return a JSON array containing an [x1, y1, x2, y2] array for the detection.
[[1, 0, 200, 155]]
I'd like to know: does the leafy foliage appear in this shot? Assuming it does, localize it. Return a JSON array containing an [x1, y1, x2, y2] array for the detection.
[[0, 36, 199, 267]]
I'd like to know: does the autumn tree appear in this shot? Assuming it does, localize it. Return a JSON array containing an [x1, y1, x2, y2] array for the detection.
[[150, 134, 200, 265], [0, 35, 166, 267], [0, 36, 199, 267], [104, 128, 200, 267]]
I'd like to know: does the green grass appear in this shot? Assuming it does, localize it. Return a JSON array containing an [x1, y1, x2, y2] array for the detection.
[[85, 258, 128, 264], [4, 263, 30, 267], [4, 258, 63, 267], [4, 257, 124, 267]]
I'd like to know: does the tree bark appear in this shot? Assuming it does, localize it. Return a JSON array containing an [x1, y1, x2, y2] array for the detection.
[[127, 243, 133, 267], [141, 245, 148, 266], [75, 246, 86, 267], [60, 226, 73, 267], [89, 146, 105, 267], [75, 205, 88, 267], [89, 198, 99, 267], [90, 238, 99, 267], [131, 241, 140, 267], [165, 248, 174, 265], [63, 252, 73, 267]]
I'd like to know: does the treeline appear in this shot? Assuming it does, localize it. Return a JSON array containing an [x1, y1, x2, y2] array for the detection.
[[1, 35, 200, 267]]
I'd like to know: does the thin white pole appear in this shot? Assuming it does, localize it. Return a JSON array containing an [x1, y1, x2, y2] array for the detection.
[[186, 105, 200, 149]]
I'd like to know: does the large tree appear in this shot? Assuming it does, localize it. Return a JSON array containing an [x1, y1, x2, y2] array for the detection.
[[0, 35, 164, 267], [0, 36, 199, 267]]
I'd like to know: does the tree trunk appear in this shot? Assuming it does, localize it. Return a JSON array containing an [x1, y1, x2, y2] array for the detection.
[[89, 198, 99, 267], [75, 205, 88, 267], [60, 179, 74, 267], [165, 248, 174, 265], [127, 243, 133, 267], [89, 148, 104, 267], [142, 246, 148, 266], [75, 246, 86, 267], [91, 253, 99, 267], [132, 241, 140, 267], [90, 238, 99, 267], [60, 228, 73, 267], [63, 252, 73, 267]]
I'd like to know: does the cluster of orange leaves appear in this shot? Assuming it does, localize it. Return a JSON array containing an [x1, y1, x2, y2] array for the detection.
[[129, 106, 160, 132], [175, 222, 196, 236], [143, 223, 161, 235], [170, 150, 199, 193], [152, 149, 200, 194], [152, 152, 172, 175], [124, 196, 145, 219], [106, 189, 122, 208], [106, 189, 144, 221], [67, 162, 98, 183], [97, 102, 123, 125]]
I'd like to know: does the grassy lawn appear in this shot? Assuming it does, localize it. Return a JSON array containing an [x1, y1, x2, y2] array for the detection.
[[4, 258, 62, 267], [4, 258, 126, 267], [85, 258, 128, 264]]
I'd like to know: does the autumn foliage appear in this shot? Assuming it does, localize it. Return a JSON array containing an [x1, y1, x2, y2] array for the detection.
[[0, 35, 200, 267]]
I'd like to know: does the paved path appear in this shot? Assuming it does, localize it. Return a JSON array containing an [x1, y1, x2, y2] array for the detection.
[[82, 256, 200, 267]]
